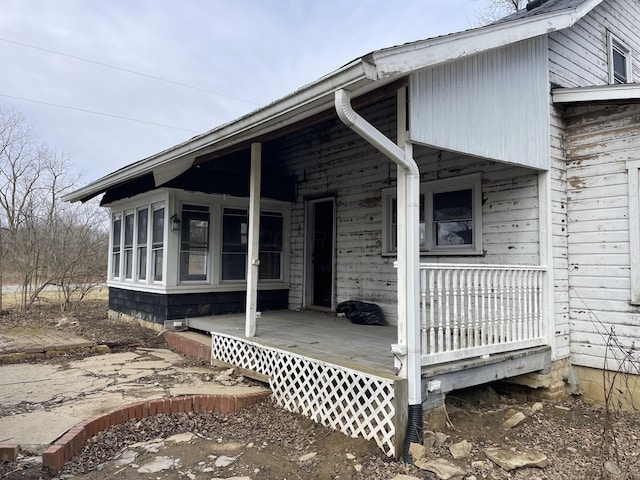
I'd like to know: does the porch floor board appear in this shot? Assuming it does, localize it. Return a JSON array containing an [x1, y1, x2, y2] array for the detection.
[[186, 309, 399, 379]]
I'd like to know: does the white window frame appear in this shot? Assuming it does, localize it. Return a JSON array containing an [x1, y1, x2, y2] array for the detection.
[[219, 205, 286, 284], [108, 200, 166, 285], [627, 160, 640, 304], [179, 203, 211, 284], [383, 174, 483, 256], [608, 32, 633, 85]]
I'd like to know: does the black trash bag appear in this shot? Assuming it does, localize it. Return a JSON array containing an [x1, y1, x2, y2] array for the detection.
[[336, 300, 385, 326]]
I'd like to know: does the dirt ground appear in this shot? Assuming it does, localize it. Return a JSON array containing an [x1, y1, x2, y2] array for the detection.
[[1, 294, 640, 480]]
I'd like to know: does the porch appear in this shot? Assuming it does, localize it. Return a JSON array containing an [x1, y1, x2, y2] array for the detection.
[[185, 262, 551, 457]]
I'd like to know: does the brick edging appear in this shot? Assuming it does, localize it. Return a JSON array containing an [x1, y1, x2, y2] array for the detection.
[[163, 331, 212, 363], [41, 391, 271, 472]]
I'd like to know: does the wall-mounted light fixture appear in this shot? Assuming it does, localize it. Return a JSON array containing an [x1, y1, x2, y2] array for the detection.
[[170, 214, 181, 231]]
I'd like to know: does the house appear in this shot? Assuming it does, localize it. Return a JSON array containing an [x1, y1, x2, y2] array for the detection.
[[64, 0, 640, 458]]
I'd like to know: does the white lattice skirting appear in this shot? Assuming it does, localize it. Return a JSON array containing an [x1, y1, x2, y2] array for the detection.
[[211, 333, 398, 457]]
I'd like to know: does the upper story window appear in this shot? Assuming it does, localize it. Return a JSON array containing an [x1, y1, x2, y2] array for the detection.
[[383, 174, 482, 255], [608, 32, 633, 84], [179, 204, 210, 282]]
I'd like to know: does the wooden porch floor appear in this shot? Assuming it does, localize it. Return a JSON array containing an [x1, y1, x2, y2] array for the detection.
[[186, 310, 399, 379]]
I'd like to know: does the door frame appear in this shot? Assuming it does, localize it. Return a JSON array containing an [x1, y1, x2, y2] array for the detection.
[[303, 196, 336, 310]]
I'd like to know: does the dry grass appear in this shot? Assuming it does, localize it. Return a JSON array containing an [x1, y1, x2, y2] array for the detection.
[[1, 285, 108, 309]]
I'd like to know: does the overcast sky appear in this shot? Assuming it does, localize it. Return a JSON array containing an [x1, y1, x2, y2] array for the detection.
[[1, 0, 494, 184]]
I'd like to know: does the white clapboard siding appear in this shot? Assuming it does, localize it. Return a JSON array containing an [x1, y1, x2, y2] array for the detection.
[[547, 0, 640, 361], [548, 0, 640, 88], [265, 93, 542, 325], [565, 98, 640, 370]]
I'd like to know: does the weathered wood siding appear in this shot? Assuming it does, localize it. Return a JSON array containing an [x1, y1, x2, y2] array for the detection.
[[565, 103, 640, 370], [548, 0, 640, 88], [547, 0, 640, 362], [265, 96, 541, 325]]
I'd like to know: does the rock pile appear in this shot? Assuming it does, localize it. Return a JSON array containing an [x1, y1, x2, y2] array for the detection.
[[408, 402, 549, 480]]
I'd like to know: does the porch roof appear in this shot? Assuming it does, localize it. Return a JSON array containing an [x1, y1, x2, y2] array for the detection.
[[552, 83, 640, 104], [63, 0, 602, 204]]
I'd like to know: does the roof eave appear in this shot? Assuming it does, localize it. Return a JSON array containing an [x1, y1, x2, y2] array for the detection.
[[63, 58, 379, 203], [369, 0, 603, 77]]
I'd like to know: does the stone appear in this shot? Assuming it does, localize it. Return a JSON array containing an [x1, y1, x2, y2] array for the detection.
[[449, 440, 472, 459], [298, 452, 317, 462], [354, 464, 363, 472], [502, 412, 526, 428], [603, 461, 624, 479], [485, 448, 548, 471], [531, 402, 544, 413], [215, 455, 238, 467], [165, 432, 195, 443], [424, 431, 436, 449], [388, 476, 422, 480], [346, 453, 356, 460], [434, 432, 449, 447], [415, 458, 466, 479], [137, 456, 177, 473], [115, 449, 138, 465], [409, 442, 426, 461]]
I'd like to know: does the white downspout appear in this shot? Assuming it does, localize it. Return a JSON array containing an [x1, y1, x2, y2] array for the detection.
[[335, 89, 422, 456]]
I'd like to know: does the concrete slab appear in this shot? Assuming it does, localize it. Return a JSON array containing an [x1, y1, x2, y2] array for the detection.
[[0, 348, 268, 454]]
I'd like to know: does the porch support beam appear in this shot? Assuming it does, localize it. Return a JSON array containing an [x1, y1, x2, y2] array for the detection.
[[245, 142, 262, 338], [538, 170, 555, 358]]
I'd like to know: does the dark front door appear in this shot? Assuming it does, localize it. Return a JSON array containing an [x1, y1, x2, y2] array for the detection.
[[306, 198, 335, 309]]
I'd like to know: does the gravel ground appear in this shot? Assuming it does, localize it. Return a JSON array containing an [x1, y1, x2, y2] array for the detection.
[[1, 297, 640, 479]]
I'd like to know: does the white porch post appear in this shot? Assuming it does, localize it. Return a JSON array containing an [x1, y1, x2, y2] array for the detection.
[[538, 170, 555, 358], [245, 142, 262, 338]]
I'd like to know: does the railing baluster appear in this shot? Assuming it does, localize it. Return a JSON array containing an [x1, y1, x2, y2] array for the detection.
[[429, 269, 436, 355], [473, 269, 480, 347], [420, 268, 428, 354], [480, 269, 487, 346], [437, 269, 444, 353], [444, 269, 451, 352], [452, 269, 459, 351], [498, 269, 504, 345]]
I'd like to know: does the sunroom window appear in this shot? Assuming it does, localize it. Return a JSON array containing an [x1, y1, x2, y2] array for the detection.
[[137, 208, 148, 280], [110, 203, 164, 282], [111, 213, 121, 278], [221, 208, 284, 281], [180, 204, 210, 282], [123, 212, 134, 279], [383, 175, 482, 255], [151, 205, 164, 282]]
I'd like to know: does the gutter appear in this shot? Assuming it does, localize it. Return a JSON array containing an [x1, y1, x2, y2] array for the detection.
[[334, 89, 422, 461]]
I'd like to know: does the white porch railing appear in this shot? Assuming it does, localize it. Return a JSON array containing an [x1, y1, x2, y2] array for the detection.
[[420, 263, 547, 365]]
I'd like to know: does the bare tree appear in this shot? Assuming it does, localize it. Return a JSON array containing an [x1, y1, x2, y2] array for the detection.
[[0, 106, 108, 311], [476, 0, 527, 25]]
